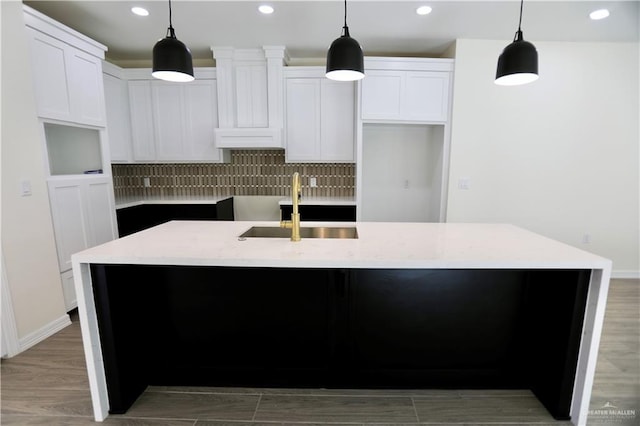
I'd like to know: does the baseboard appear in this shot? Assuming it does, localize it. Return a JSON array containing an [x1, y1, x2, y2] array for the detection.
[[18, 313, 72, 353], [611, 270, 640, 280]]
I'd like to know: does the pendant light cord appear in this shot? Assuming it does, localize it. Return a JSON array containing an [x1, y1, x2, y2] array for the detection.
[[344, 0, 347, 28], [342, 0, 351, 37], [517, 0, 523, 31], [513, 0, 524, 41], [166, 0, 176, 38]]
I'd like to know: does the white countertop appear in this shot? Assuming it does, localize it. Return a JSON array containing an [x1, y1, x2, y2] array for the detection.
[[115, 196, 232, 210], [115, 196, 354, 209], [278, 197, 356, 206], [72, 221, 611, 270]]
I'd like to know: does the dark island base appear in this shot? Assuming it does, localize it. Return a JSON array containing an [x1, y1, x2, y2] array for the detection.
[[90, 265, 589, 421]]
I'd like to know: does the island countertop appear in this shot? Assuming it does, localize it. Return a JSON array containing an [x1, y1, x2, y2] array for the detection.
[[71, 220, 613, 425], [72, 220, 611, 270]]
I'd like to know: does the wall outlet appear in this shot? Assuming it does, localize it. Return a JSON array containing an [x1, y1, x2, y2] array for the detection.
[[582, 234, 591, 244], [143, 177, 151, 188], [309, 177, 317, 188]]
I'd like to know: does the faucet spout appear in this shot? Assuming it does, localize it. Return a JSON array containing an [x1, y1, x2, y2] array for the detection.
[[280, 172, 301, 241]]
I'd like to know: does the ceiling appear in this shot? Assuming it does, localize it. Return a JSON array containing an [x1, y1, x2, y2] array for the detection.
[[23, 0, 639, 66]]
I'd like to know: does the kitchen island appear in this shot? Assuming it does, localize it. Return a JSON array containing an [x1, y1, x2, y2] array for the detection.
[[71, 221, 611, 425]]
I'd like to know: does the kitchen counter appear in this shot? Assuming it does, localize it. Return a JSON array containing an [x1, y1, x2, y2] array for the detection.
[[72, 221, 611, 425], [115, 196, 355, 210], [73, 221, 609, 269], [278, 196, 356, 206], [115, 195, 232, 210]]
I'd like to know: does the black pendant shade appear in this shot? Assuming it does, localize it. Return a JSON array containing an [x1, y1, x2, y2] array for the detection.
[[326, 0, 364, 81], [152, 0, 194, 82], [495, 0, 538, 86]]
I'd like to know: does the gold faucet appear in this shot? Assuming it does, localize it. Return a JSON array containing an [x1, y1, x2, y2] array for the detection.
[[280, 172, 301, 241]]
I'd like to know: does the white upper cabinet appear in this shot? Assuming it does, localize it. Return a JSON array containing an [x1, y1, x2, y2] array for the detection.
[[152, 82, 185, 160], [284, 68, 355, 163], [128, 80, 156, 162], [103, 63, 133, 162], [24, 6, 107, 127], [361, 57, 453, 123], [125, 68, 227, 163], [212, 47, 286, 148], [184, 81, 221, 160]]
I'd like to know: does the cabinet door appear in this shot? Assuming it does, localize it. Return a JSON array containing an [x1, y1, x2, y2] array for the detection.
[[152, 82, 187, 160], [60, 270, 77, 312], [66, 49, 106, 126], [103, 74, 132, 162], [285, 78, 320, 161], [27, 28, 73, 121], [84, 178, 118, 247], [403, 71, 450, 122], [360, 70, 403, 120], [183, 80, 221, 161], [235, 63, 269, 128], [128, 81, 156, 161], [47, 179, 90, 272], [320, 80, 355, 162], [48, 177, 117, 272]]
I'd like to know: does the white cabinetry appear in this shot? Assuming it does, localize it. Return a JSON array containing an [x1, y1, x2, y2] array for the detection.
[[24, 5, 117, 312], [47, 177, 117, 274], [128, 80, 156, 161], [212, 47, 286, 148], [284, 68, 355, 163], [24, 7, 107, 127], [42, 122, 118, 312], [361, 58, 453, 123], [357, 57, 454, 224], [103, 62, 133, 162], [126, 68, 228, 163], [47, 176, 117, 311]]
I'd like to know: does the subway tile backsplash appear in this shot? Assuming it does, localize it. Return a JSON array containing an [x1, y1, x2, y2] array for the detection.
[[112, 150, 355, 199]]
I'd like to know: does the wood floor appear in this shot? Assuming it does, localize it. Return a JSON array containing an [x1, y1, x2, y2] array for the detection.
[[2, 279, 638, 426]]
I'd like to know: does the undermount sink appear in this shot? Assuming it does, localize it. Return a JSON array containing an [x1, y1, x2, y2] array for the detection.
[[239, 226, 358, 239]]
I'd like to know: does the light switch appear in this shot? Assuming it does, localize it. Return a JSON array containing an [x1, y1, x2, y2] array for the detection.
[[143, 177, 151, 188], [20, 180, 32, 197], [310, 177, 317, 188]]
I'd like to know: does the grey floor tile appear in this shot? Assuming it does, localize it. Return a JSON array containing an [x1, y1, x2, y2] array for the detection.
[[122, 391, 259, 421], [0, 388, 94, 417], [413, 395, 555, 423], [254, 394, 417, 423], [0, 415, 194, 425]]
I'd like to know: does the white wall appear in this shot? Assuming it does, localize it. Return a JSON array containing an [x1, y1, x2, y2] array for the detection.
[[448, 39, 639, 277], [1, 1, 68, 345], [361, 124, 444, 222]]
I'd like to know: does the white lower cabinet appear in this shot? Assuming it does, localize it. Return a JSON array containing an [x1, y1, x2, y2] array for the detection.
[[47, 176, 117, 311], [285, 68, 355, 163], [60, 270, 76, 312]]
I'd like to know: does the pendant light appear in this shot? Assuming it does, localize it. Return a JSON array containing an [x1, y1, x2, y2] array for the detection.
[[152, 0, 194, 82], [495, 0, 538, 86], [326, 0, 365, 81]]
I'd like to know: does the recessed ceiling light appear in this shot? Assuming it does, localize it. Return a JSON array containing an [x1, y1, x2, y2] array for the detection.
[[259, 5, 274, 14], [416, 6, 432, 16], [131, 6, 149, 17], [589, 9, 610, 20]]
